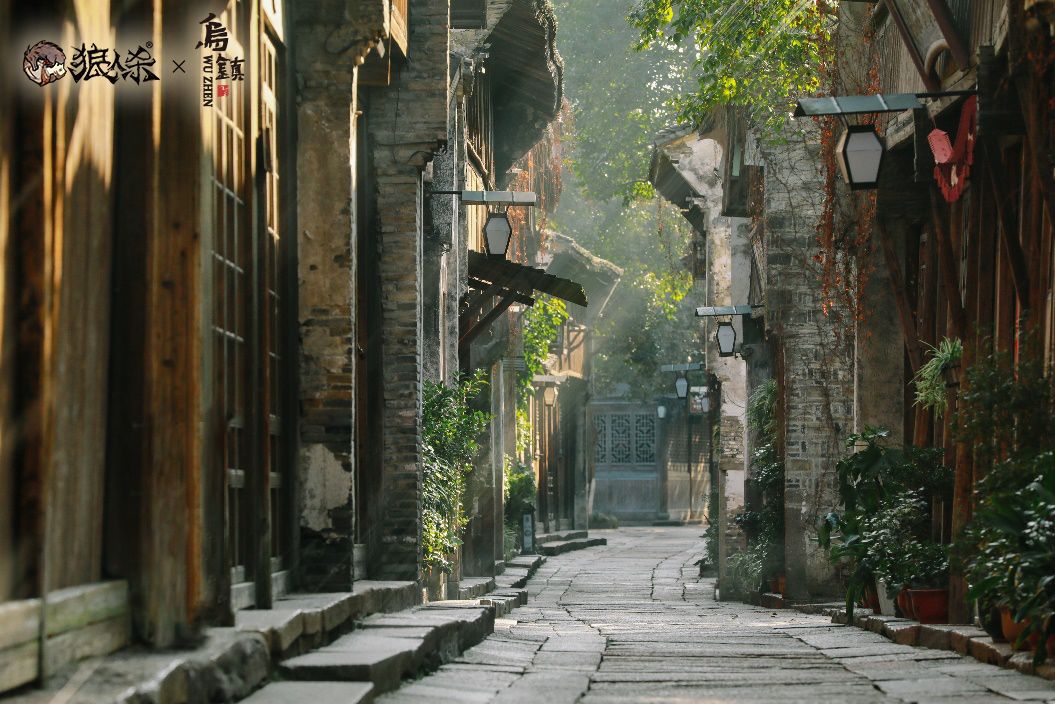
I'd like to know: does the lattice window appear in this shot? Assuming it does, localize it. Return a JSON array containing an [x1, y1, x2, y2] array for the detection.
[[634, 414, 656, 464], [594, 412, 657, 467], [594, 415, 608, 464], [609, 415, 632, 463]]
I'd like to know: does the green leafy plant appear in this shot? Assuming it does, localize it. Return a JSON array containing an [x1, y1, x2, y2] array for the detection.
[[863, 489, 944, 598], [725, 546, 766, 597], [589, 512, 620, 529], [820, 428, 950, 620], [628, 0, 835, 134], [421, 372, 492, 573], [738, 379, 785, 585], [912, 337, 963, 417], [959, 453, 1055, 664]]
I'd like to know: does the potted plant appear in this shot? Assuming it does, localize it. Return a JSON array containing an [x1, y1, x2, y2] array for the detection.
[[913, 337, 963, 416], [904, 539, 950, 624]]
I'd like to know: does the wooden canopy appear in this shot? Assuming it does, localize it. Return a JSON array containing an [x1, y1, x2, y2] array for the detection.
[[460, 251, 587, 349]]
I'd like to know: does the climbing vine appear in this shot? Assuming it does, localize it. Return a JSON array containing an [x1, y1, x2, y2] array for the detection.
[[421, 372, 492, 573], [516, 295, 569, 452]]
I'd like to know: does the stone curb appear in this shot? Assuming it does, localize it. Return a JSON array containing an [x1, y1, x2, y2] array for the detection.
[[538, 537, 607, 557], [792, 602, 1055, 682]]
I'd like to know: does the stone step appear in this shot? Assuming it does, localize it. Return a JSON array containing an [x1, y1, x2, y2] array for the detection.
[[278, 602, 497, 694], [241, 681, 374, 704], [236, 581, 419, 658], [454, 577, 495, 600], [538, 537, 607, 557], [535, 530, 587, 544]]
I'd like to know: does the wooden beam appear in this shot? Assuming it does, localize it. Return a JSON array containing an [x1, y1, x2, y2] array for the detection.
[[1013, 77, 1055, 229], [928, 185, 968, 338], [882, 0, 940, 91], [922, 0, 970, 70], [459, 293, 517, 349], [983, 142, 1031, 310], [875, 221, 925, 373]]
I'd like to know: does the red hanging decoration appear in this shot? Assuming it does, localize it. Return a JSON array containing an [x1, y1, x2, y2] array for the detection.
[[930, 95, 977, 202]]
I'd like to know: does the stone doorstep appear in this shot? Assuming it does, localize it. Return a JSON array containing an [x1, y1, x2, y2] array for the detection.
[[456, 577, 496, 601], [794, 603, 1055, 682], [236, 581, 419, 657], [535, 530, 588, 545], [240, 681, 374, 704], [538, 537, 607, 557], [279, 602, 497, 694]]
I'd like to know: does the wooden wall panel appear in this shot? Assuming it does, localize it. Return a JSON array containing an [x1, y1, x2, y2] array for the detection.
[[44, 6, 115, 591]]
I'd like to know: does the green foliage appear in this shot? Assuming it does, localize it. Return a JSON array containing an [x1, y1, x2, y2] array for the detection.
[[589, 512, 621, 529], [819, 428, 950, 620], [954, 343, 1055, 663], [628, 0, 835, 134], [725, 546, 766, 596], [955, 342, 1054, 475], [863, 489, 948, 598], [912, 337, 963, 417], [553, 0, 690, 203], [959, 456, 1055, 664], [549, 0, 701, 401], [421, 372, 492, 573], [519, 295, 568, 397], [503, 456, 536, 527], [734, 379, 785, 588]]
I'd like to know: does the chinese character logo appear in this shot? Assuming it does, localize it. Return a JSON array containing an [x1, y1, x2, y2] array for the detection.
[[23, 40, 67, 86]]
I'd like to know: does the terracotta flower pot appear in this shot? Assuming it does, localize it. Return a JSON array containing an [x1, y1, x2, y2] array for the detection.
[[908, 588, 948, 624], [1000, 607, 1029, 648], [864, 585, 881, 613], [897, 589, 915, 620]]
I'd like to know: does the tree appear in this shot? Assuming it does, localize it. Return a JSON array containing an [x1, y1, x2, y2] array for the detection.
[[550, 0, 700, 400], [628, 0, 835, 134]]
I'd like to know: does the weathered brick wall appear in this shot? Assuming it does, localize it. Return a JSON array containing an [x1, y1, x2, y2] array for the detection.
[[760, 126, 854, 599], [366, 0, 450, 581], [293, 0, 383, 591]]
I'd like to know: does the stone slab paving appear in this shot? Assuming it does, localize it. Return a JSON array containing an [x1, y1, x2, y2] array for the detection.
[[378, 527, 1055, 704]]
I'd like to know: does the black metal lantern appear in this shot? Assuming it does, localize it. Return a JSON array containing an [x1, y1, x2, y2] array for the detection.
[[675, 376, 689, 399], [543, 386, 557, 407], [836, 124, 884, 190], [715, 321, 737, 358], [484, 211, 513, 257]]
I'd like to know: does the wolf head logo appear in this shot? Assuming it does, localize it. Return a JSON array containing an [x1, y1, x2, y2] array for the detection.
[[23, 40, 67, 86]]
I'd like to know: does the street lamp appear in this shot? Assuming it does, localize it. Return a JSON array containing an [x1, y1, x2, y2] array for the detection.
[[675, 376, 689, 399], [542, 386, 557, 407], [836, 124, 884, 190], [657, 405, 667, 419], [484, 211, 513, 257], [715, 321, 737, 358]]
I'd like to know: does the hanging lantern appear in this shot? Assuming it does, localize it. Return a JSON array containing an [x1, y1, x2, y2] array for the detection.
[[836, 124, 884, 190]]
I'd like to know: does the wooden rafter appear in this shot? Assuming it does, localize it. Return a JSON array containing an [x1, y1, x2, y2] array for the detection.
[[882, 0, 940, 91], [459, 293, 519, 349], [922, 0, 970, 70]]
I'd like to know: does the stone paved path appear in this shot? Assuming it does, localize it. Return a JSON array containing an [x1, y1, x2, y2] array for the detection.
[[379, 526, 1055, 703]]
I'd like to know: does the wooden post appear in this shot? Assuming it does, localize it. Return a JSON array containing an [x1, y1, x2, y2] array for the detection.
[[983, 143, 1031, 311], [928, 186, 968, 339], [875, 220, 925, 374]]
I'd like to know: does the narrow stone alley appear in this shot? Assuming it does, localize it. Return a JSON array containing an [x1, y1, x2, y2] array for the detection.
[[380, 528, 1055, 704]]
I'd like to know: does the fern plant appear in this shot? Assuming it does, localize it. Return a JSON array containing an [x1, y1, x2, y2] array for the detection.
[[913, 338, 962, 417]]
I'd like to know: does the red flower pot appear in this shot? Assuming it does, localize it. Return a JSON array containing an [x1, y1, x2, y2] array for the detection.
[[1000, 607, 1029, 648], [897, 589, 915, 620], [864, 585, 881, 613], [907, 588, 948, 624]]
